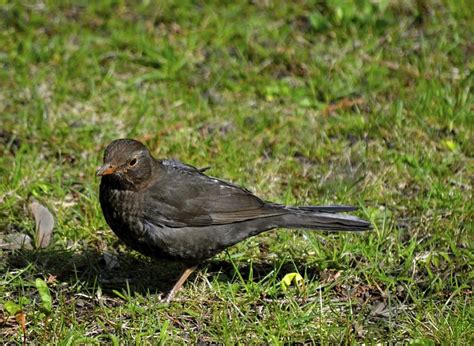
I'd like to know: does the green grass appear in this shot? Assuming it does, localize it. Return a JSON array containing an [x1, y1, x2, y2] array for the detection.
[[0, 0, 472, 343]]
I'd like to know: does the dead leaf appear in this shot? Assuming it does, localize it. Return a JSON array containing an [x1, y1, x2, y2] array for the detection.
[[320, 269, 343, 284], [15, 311, 26, 345], [0, 233, 33, 250], [323, 97, 365, 116], [15, 311, 26, 332], [46, 275, 57, 285], [371, 301, 389, 317], [30, 200, 54, 248]]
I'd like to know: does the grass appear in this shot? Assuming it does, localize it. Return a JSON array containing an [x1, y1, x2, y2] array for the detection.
[[0, 0, 472, 343]]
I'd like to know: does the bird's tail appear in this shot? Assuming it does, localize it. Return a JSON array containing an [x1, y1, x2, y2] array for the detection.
[[275, 205, 371, 232], [213, 204, 371, 255]]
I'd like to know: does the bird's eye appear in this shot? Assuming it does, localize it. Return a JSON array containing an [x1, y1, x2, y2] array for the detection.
[[129, 158, 138, 167]]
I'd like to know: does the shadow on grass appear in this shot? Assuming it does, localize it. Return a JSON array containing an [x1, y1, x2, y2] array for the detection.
[[3, 248, 182, 296], [3, 248, 320, 298]]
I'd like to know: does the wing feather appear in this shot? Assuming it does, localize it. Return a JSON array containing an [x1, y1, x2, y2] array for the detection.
[[142, 159, 285, 227]]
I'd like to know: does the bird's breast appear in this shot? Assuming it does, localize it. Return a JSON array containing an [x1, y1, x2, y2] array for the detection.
[[99, 185, 147, 243]]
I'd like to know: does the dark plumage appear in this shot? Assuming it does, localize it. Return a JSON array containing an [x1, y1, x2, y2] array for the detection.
[[97, 138, 371, 301]]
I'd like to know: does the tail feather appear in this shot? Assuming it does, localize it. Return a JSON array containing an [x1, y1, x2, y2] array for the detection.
[[293, 205, 358, 213], [276, 205, 371, 232], [214, 205, 371, 254]]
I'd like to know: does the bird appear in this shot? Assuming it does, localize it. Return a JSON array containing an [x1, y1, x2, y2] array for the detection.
[[97, 138, 371, 302]]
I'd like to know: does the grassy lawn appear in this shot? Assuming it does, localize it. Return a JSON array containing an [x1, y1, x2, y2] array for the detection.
[[0, 0, 472, 343]]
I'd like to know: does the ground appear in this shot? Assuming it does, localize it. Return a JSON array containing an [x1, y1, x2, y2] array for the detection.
[[0, 0, 472, 344]]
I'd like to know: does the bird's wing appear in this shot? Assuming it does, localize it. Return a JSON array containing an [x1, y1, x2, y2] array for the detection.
[[159, 159, 203, 173], [142, 159, 286, 227]]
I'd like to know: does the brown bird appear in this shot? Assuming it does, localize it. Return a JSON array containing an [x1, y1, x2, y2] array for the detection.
[[97, 138, 371, 302]]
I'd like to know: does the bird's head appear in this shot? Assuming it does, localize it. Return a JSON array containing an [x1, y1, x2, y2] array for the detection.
[[97, 138, 154, 190]]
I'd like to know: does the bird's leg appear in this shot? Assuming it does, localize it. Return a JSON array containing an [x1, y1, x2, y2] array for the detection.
[[164, 266, 197, 303]]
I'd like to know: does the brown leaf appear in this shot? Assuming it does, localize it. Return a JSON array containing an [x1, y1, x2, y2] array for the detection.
[[323, 97, 365, 116], [15, 311, 26, 342], [30, 200, 54, 248], [46, 275, 58, 285]]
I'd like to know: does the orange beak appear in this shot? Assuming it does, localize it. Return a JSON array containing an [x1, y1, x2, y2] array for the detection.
[[96, 164, 117, 176]]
